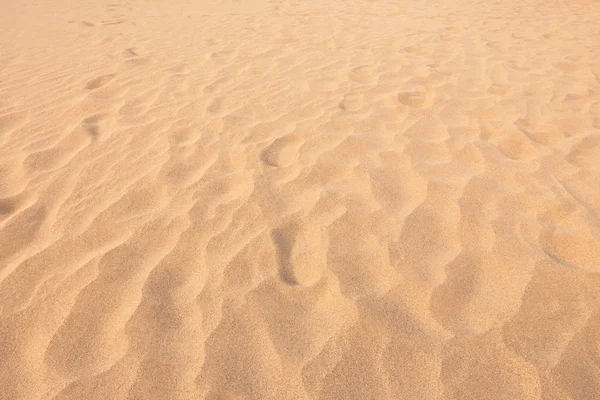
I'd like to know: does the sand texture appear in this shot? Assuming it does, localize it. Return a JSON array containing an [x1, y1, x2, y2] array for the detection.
[[1, 0, 600, 398]]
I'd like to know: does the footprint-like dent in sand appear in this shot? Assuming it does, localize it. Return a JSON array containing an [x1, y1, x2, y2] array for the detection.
[[166, 63, 190, 76], [206, 97, 226, 114], [0, 192, 33, 222], [82, 114, 107, 139], [398, 90, 433, 108], [123, 48, 138, 57], [0, 197, 18, 220], [271, 221, 327, 287], [349, 65, 374, 84], [260, 135, 300, 167], [403, 45, 423, 53], [339, 93, 364, 113], [85, 74, 116, 90], [488, 84, 508, 96]]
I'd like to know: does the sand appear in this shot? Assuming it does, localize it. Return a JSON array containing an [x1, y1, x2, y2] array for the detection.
[[1, 0, 600, 398]]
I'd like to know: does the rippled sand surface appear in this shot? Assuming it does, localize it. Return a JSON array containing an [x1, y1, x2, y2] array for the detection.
[[1, 0, 600, 398]]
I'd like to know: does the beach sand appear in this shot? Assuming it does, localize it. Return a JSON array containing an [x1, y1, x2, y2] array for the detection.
[[1, 0, 600, 398]]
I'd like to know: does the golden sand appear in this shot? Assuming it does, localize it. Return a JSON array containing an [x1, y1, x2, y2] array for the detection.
[[1, 0, 600, 398]]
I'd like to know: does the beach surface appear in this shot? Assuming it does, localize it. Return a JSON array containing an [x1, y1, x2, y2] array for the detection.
[[1, 0, 600, 398]]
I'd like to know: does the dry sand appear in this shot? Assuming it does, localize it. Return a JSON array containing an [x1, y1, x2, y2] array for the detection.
[[1, 0, 600, 398]]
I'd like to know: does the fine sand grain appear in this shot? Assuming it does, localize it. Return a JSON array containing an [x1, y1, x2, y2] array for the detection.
[[1, 0, 600, 399]]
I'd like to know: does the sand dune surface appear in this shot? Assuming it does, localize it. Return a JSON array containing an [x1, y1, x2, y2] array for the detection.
[[1, 0, 600, 398]]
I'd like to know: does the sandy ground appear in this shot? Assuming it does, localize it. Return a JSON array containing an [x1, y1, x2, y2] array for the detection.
[[1, 0, 600, 398]]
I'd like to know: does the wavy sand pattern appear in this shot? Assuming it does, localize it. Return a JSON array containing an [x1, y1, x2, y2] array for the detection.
[[1, 0, 600, 398]]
